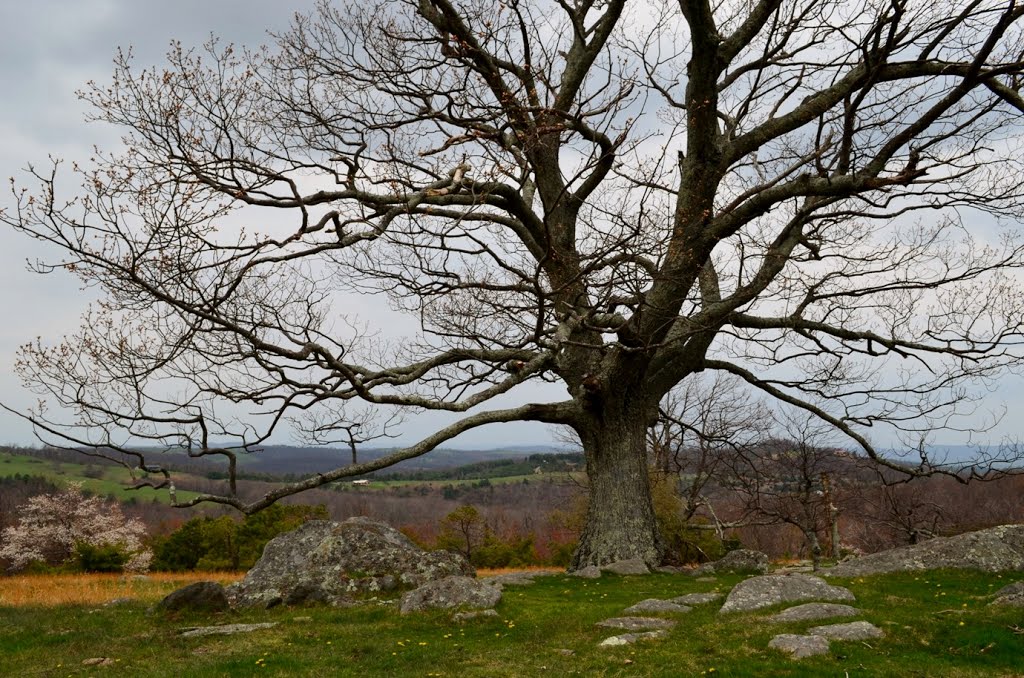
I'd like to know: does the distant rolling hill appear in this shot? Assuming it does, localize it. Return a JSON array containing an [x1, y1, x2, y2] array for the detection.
[[4, 443, 572, 480]]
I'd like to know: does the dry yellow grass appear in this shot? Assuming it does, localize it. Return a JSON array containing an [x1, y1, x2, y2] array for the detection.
[[0, 571, 243, 607]]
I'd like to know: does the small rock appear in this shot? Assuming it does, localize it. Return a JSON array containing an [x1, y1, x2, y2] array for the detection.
[[601, 559, 650, 576], [696, 576, 717, 583], [768, 634, 830, 659], [991, 581, 1024, 607], [399, 576, 501, 614], [669, 592, 723, 605], [452, 609, 500, 622], [570, 565, 601, 579], [484, 570, 558, 589], [554, 648, 575, 656], [807, 621, 884, 641], [719, 573, 855, 614], [291, 616, 313, 622], [623, 599, 691, 614], [595, 616, 676, 631], [598, 630, 668, 647], [994, 581, 1024, 598], [768, 603, 861, 623], [156, 581, 229, 614], [82, 658, 115, 666], [178, 622, 279, 638], [103, 597, 134, 607]]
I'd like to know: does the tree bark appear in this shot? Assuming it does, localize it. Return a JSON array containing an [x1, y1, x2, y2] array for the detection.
[[571, 408, 663, 569]]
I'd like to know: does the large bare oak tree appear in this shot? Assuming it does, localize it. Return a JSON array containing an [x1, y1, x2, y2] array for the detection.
[[5, 0, 1024, 567]]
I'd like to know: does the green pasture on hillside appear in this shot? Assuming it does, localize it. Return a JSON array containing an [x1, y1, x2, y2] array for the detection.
[[0, 451, 202, 505]]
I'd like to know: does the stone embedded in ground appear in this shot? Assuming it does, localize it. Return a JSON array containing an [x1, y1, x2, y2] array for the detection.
[[768, 634, 831, 659], [227, 517, 472, 608], [598, 630, 669, 647], [991, 581, 1024, 607], [81, 658, 115, 666], [623, 599, 692, 614], [826, 524, 1024, 577], [719, 573, 855, 614], [157, 581, 229, 614], [595, 616, 677, 631], [807, 621, 884, 641], [483, 570, 559, 589], [691, 549, 769, 576], [570, 565, 601, 579], [600, 559, 651, 576], [399, 575, 501, 614], [554, 649, 575, 656], [178, 623, 279, 638], [452, 609, 500, 622], [669, 592, 723, 606], [767, 603, 861, 623]]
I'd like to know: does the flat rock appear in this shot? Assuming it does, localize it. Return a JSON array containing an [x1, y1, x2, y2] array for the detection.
[[691, 550, 769, 576], [82, 658, 115, 666], [624, 599, 692, 614], [826, 524, 1024, 577], [595, 616, 676, 631], [178, 623, 279, 638], [570, 565, 602, 579], [598, 630, 668, 646], [157, 581, 229, 614], [601, 559, 650, 576], [669, 592, 723, 605], [991, 580, 1024, 606], [399, 575, 501, 614], [452, 609, 499, 622], [768, 603, 861, 623], [719, 573, 855, 613], [808, 621, 884, 641], [768, 634, 830, 659]]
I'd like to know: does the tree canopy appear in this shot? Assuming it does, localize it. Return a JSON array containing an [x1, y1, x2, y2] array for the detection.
[[5, 0, 1024, 566]]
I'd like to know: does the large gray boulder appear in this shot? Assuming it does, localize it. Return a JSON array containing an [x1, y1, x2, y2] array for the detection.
[[826, 524, 1024, 577], [601, 559, 650, 576], [157, 581, 229, 613], [227, 517, 473, 608], [399, 576, 501, 614], [719, 573, 855, 613], [691, 549, 769, 576]]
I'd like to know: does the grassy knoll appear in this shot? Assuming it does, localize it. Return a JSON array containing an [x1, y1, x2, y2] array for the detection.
[[2, 569, 1023, 677], [0, 451, 202, 505]]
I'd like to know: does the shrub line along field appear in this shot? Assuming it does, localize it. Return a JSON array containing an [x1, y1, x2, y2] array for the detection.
[[1, 569, 1022, 677]]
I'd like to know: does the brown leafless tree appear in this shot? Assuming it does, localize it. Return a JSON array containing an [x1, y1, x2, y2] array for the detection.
[[5, 0, 1024, 568]]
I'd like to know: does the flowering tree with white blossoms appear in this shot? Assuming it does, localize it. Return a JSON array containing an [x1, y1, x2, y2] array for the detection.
[[0, 484, 151, 572]]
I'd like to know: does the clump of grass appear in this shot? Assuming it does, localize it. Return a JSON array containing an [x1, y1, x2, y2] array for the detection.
[[0, 571, 243, 607]]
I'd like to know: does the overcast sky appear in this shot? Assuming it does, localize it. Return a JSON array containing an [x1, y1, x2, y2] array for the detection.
[[1, 1, 1022, 452]]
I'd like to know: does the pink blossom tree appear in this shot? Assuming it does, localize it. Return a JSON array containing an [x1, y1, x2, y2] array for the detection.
[[0, 484, 151, 572]]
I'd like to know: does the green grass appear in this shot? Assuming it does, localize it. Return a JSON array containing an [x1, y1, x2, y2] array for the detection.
[[0, 451, 202, 505], [2, 569, 1023, 676]]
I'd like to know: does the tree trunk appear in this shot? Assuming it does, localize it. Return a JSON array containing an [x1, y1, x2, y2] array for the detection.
[[571, 409, 663, 569]]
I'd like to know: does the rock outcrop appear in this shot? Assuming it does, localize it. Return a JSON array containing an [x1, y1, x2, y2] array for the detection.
[[227, 517, 472, 608], [768, 633, 830, 659], [827, 524, 1024, 577], [990, 581, 1024, 607], [691, 549, 769, 576], [719, 573, 855, 613]]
